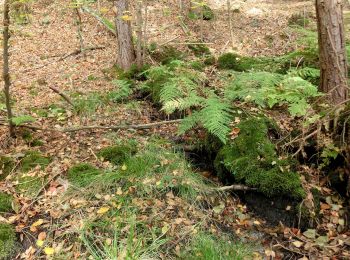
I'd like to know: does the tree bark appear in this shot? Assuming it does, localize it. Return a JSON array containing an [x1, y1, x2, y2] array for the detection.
[[135, 0, 143, 69], [316, 0, 348, 105], [3, 0, 14, 136], [115, 0, 136, 70]]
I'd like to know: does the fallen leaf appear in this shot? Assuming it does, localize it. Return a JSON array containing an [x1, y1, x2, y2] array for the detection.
[[36, 240, 44, 247], [303, 229, 316, 239], [44, 247, 55, 255], [97, 206, 110, 215], [31, 219, 44, 227], [292, 240, 303, 248]]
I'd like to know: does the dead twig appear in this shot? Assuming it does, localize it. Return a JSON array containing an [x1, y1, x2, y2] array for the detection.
[[0, 119, 183, 133], [215, 184, 257, 192], [49, 86, 74, 106]]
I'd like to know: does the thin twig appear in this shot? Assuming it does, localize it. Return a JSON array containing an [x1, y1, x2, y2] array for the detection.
[[0, 119, 183, 133], [49, 86, 74, 106], [215, 184, 257, 192]]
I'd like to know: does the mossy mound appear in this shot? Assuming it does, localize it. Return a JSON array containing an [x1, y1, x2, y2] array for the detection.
[[214, 117, 305, 199], [217, 53, 288, 73], [0, 193, 13, 213], [150, 46, 185, 64], [0, 156, 14, 181], [188, 5, 214, 21], [288, 13, 310, 27], [97, 144, 137, 165], [67, 163, 102, 187], [203, 55, 216, 66], [20, 151, 50, 172], [0, 223, 16, 260], [188, 43, 210, 57], [16, 174, 46, 198]]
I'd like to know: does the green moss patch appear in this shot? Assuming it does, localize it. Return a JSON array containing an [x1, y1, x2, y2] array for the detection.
[[0, 156, 14, 181], [0, 223, 16, 260], [188, 43, 210, 57], [182, 232, 252, 259], [150, 46, 185, 64], [214, 117, 305, 199], [0, 193, 13, 213], [217, 53, 288, 73], [20, 151, 50, 172], [97, 144, 137, 165], [67, 163, 103, 187], [16, 174, 46, 198]]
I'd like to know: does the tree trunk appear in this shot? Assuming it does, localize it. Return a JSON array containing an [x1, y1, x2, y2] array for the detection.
[[316, 0, 348, 105], [3, 0, 14, 136], [135, 0, 143, 69], [115, 0, 135, 70]]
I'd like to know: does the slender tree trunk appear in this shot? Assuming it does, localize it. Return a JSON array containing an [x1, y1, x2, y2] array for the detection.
[[135, 0, 143, 69], [115, 0, 136, 70], [3, 0, 14, 136], [316, 0, 348, 105]]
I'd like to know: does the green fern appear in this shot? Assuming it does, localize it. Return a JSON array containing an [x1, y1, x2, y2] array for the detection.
[[108, 80, 133, 103], [198, 96, 232, 143], [287, 67, 320, 85], [224, 71, 321, 116]]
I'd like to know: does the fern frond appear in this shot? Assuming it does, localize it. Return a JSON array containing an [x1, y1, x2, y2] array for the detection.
[[108, 80, 132, 102], [199, 97, 233, 143], [178, 111, 201, 134]]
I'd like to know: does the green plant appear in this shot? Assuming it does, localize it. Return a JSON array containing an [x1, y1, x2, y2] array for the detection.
[[11, 115, 36, 126], [182, 232, 253, 260], [20, 151, 50, 172], [214, 117, 305, 198], [0, 156, 14, 181], [0, 223, 16, 259], [67, 163, 103, 187], [107, 80, 133, 103], [11, 0, 32, 24], [81, 216, 168, 260], [97, 144, 137, 165], [0, 193, 13, 213], [188, 43, 211, 57], [73, 92, 105, 115], [143, 61, 233, 143], [224, 71, 321, 116]]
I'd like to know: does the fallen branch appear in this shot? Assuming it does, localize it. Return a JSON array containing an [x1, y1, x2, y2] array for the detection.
[[0, 119, 183, 133], [215, 184, 257, 192], [49, 86, 74, 106], [63, 119, 182, 132], [21, 46, 105, 73]]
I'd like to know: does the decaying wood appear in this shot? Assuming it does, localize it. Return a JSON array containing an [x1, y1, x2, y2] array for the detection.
[[0, 119, 183, 133], [215, 184, 257, 192]]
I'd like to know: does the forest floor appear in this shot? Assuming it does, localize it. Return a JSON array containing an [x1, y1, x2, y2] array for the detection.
[[1, 0, 350, 259]]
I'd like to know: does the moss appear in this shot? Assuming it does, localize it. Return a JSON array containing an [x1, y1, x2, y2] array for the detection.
[[188, 5, 214, 21], [217, 53, 288, 73], [0, 193, 12, 213], [67, 163, 102, 187], [214, 117, 305, 199], [202, 5, 214, 20], [189, 61, 205, 71], [97, 144, 137, 165], [16, 174, 46, 198], [150, 46, 185, 64], [0, 223, 16, 260], [288, 13, 310, 27], [0, 156, 14, 181], [188, 43, 210, 57], [20, 151, 50, 172], [204, 55, 216, 66]]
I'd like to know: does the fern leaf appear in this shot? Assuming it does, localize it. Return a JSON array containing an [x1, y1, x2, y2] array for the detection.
[[199, 97, 232, 143]]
